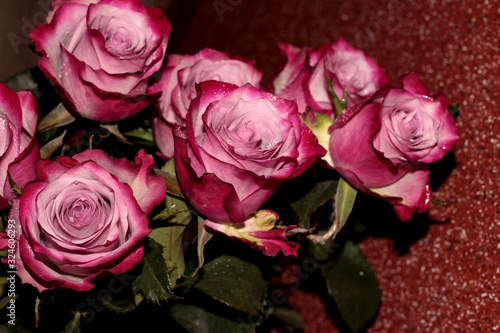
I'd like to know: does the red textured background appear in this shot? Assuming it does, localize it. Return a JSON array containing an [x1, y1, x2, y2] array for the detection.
[[0, 0, 498, 331], [168, 1, 500, 331]]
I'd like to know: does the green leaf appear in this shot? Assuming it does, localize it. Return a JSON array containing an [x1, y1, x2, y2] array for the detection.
[[447, 104, 460, 120], [320, 241, 381, 332], [0, 322, 35, 332], [5, 68, 43, 99], [196, 217, 213, 270], [163, 156, 176, 175], [132, 239, 178, 303], [300, 112, 335, 167], [308, 177, 356, 243], [177, 259, 202, 294], [170, 304, 256, 333], [0, 295, 18, 310], [40, 130, 66, 159], [151, 204, 185, 221], [291, 180, 338, 228], [194, 255, 266, 314], [324, 69, 346, 117], [7, 172, 22, 197], [0, 277, 7, 297], [134, 293, 144, 307], [62, 311, 81, 333], [100, 124, 132, 145], [334, 177, 357, 235], [153, 169, 184, 198], [148, 194, 192, 286], [37, 103, 75, 132], [101, 293, 136, 314], [153, 159, 184, 197], [149, 158, 194, 286], [35, 297, 41, 328], [432, 197, 449, 206], [122, 127, 154, 146], [272, 306, 303, 330]]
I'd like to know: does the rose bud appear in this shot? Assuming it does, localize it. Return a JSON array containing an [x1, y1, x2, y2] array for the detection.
[[273, 38, 390, 115], [29, 0, 171, 121]]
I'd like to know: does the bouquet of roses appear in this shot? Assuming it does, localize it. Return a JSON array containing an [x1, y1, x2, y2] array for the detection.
[[0, 0, 459, 332]]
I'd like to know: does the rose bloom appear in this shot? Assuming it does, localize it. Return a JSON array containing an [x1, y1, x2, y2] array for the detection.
[[2, 150, 165, 291], [174, 81, 326, 223], [0, 83, 39, 210], [29, 0, 171, 121], [273, 38, 390, 115], [329, 72, 459, 221], [150, 48, 262, 159]]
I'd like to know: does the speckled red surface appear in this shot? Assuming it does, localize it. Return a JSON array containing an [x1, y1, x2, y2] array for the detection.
[[171, 0, 500, 331]]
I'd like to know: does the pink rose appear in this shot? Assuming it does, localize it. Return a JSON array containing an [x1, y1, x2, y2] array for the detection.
[[329, 72, 459, 221], [372, 72, 460, 164], [29, 0, 171, 121], [150, 48, 262, 159], [271, 43, 311, 114], [2, 150, 166, 291], [0, 83, 39, 210], [273, 38, 390, 115], [174, 81, 326, 223]]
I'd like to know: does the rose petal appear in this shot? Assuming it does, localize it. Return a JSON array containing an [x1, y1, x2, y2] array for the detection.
[[72, 149, 166, 214], [151, 48, 261, 160], [0, 85, 39, 206], [204, 210, 298, 257], [398, 71, 429, 95], [370, 164, 432, 221], [174, 126, 246, 222], [29, 2, 89, 80], [330, 103, 409, 188]]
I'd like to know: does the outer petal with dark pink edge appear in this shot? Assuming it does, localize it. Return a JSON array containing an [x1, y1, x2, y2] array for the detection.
[[330, 103, 409, 188], [0, 85, 39, 209], [204, 210, 298, 257], [398, 71, 429, 95], [29, 2, 88, 80], [370, 164, 431, 221], [57, 47, 158, 121], [174, 126, 246, 223], [271, 43, 311, 114], [292, 122, 328, 178], [330, 101, 430, 221], [72, 149, 166, 214]]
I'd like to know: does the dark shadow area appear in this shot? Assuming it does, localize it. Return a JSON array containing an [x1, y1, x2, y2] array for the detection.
[[347, 191, 433, 255], [429, 151, 457, 191]]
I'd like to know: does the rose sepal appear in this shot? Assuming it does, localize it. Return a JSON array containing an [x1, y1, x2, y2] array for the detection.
[[204, 210, 299, 257]]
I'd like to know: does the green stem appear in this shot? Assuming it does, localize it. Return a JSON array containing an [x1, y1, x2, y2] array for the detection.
[[324, 69, 346, 118]]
